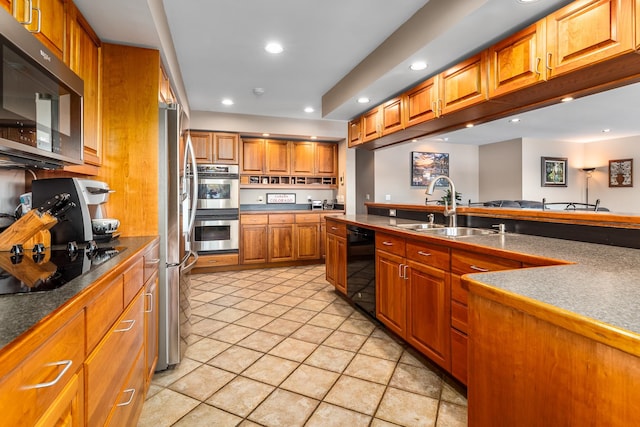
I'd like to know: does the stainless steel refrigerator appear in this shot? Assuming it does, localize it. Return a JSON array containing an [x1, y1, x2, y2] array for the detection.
[[157, 103, 198, 371]]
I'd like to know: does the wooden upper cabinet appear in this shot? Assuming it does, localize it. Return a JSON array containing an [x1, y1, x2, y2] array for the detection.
[[439, 52, 488, 115], [213, 132, 239, 164], [240, 138, 265, 173], [315, 143, 337, 176], [348, 118, 361, 148], [545, 0, 633, 78], [26, 0, 66, 60], [190, 132, 214, 163], [1, 0, 10, 14], [266, 140, 290, 173], [158, 65, 175, 104], [291, 141, 315, 175], [68, 3, 102, 166], [361, 107, 381, 143], [637, 0, 640, 50], [403, 76, 438, 127], [380, 97, 404, 136], [488, 21, 546, 98]]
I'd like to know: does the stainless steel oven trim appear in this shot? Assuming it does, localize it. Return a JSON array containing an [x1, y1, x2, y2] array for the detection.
[[195, 177, 239, 210], [193, 218, 239, 252]]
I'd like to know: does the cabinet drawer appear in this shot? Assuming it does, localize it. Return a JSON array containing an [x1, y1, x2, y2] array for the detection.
[[0, 311, 85, 427], [295, 213, 320, 223], [326, 220, 346, 237], [123, 258, 144, 308], [376, 233, 406, 257], [451, 300, 468, 333], [451, 249, 521, 275], [269, 214, 294, 224], [406, 240, 450, 270], [195, 253, 239, 267], [143, 241, 160, 283], [451, 274, 468, 305], [241, 214, 268, 225], [451, 328, 468, 384], [86, 291, 145, 427], [86, 274, 124, 352], [106, 345, 145, 427]]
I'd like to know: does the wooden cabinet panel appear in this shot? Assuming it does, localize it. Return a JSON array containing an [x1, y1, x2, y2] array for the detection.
[[403, 76, 438, 127], [406, 261, 450, 369], [326, 232, 346, 294], [123, 257, 144, 308], [268, 224, 294, 262], [348, 118, 361, 147], [213, 132, 239, 164], [144, 271, 159, 392], [240, 138, 265, 173], [375, 232, 406, 257], [266, 140, 290, 173], [269, 213, 294, 224], [376, 249, 407, 336], [86, 274, 124, 352], [291, 141, 315, 175], [451, 249, 521, 276], [194, 253, 239, 268], [68, 4, 102, 166], [22, 0, 66, 60], [0, 0, 10, 13], [295, 223, 320, 260], [546, 0, 633, 78], [381, 97, 404, 135], [34, 370, 84, 427], [405, 239, 450, 270], [361, 107, 381, 142], [241, 214, 268, 225], [450, 328, 468, 384], [315, 143, 337, 176], [488, 22, 546, 98], [240, 224, 268, 264], [439, 52, 488, 115], [191, 132, 213, 163], [106, 346, 145, 427]]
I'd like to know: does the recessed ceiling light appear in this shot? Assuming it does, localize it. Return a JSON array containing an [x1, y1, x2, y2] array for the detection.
[[410, 61, 427, 71], [465, 123, 474, 128], [517, 0, 540, 3], [509, 118, 521, 123], [561, 96, 574, 103], [357, 97, 370, 104], [310, 136, 317, 140], [304, 107, 314, 113], [253, 87, 265, 96], [411, 139, 419, 142], [602, 128, 611, 133], [221, 98, 234, 106], [265, 42, 283, 54]]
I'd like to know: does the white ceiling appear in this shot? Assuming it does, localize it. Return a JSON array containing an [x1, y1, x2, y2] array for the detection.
[[72, 0, 640, 145]]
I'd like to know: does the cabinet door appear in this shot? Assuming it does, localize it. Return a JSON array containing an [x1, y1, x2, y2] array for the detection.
[[326, 233, 346, 294], [404, 76, 438, 126], [213, 133, 239, 164], [268, 224, 294, 262], [240, 138, 265, 173], [348, 118, 361, 147], [1, 0, 10, 13], [25, 0, 66, 60], [290, 141, 314, 175], [315, 143, 337, 176], [295, 223, 320, 260], [266, 140, 290, 174], [380, 97, 404, 135], [546, 0, 633, 78], [144, 271, 159, 391], [450, 328, 468, 384], [406, 261, 450, 370], [439, 52, 488, 115], [375, 250, 406, 337], [190, 132, 213, 163], [68, 5, 102, 166], [240, 224, 268, 264], [34, 371, 84, 427], [361, 107, 381, 142], [488, 21, 546, 98]]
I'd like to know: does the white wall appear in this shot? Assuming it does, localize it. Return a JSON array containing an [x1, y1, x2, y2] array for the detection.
[[0, 169, 26, 227], [373, 140, 479, 205], [479, 139, 522, 201]]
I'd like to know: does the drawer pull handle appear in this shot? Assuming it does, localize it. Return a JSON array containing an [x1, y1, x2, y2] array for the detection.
[[470, 265, 489, 272], [331, 227, 338, 231], [417, 251, 431, 257], [24, 360, 73, 390], [144, 292, 153, 313], [382, 241, 393, 246], [117, 388, 136, 407], [403, 264, 409, 280], [114, 319, 136, 332], [146, 258, 160, 265]]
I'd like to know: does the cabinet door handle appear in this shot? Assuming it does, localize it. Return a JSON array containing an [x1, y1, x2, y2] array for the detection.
[[117, 388, 136, 407], [403, 264, 409, 279], [382, 241, 393, 246], [23, 360, 72, 390], [114, 319, 136, 333], [28, 4, 41, 34], [14, 0, 33, 25], [398, 264, 403, 278], [437, 99, 443, 116], [545, 52, 553, 71], [470, 265, 489, 272], [417, 251, 432, 257], [144, 292, 153, 313], [147, 258, 160, 265], [535, 57, 541, 76]]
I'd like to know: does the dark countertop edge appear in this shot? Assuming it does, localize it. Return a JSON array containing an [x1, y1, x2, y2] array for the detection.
[[241, 209, 345, 214], [329, 214, 640, 349], [0, 236, 159, 350]]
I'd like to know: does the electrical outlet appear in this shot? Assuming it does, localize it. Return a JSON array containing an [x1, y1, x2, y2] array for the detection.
[[389, 209, 396, 217], [365, 194, 370, 200], [385, 194, 391, 201]]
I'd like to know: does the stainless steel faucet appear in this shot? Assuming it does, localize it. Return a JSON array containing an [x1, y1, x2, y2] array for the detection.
[[425, 175, 457, 227]]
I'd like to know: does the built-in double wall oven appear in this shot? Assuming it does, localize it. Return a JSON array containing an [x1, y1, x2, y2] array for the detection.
[[189, 164, 240, 253]]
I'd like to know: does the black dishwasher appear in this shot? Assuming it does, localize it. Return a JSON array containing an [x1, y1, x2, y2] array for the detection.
[[346, 225, 376, 318]]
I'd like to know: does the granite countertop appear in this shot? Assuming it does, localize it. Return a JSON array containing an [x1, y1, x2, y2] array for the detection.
[[0, 236, 157, 349], [333, 214, 640, 339]]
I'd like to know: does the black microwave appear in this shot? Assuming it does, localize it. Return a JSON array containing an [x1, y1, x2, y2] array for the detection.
[[0, 8, 83, 168]]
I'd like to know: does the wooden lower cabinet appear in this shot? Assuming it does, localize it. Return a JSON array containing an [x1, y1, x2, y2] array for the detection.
[[144, 270, 159, 391], [240, 223, 269, 264], [268, 224, 294, 262], [34, 370, 84, 427], [294, 223, 320, 260], [376, 249, 407, 336], [106, 345, 146, 426], [325, 229, 346, 294]]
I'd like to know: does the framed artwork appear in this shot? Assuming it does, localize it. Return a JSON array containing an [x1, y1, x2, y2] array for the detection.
[[541, 157, 567, 187], [411, 152, 449, 187], [609, 159, 633, 187]]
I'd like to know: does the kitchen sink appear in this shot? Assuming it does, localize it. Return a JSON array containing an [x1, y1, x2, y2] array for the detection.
[[395, 223, 446, 230], [421, 227, 497, 237]]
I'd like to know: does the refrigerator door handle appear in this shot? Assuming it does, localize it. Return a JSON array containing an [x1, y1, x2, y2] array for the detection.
[[182, 250, 199, 273], [184, 132, 198, 241]]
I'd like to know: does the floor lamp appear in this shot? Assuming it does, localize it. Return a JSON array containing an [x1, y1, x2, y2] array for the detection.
[[581, 167, 595, 205]]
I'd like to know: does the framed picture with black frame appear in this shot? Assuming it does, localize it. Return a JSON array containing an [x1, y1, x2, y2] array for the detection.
[[541, 157, 567, 187]]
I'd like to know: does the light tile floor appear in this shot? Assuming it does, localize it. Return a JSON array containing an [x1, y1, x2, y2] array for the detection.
[[138, 265, 468, 427]]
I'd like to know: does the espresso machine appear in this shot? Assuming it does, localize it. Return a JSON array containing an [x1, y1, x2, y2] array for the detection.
[[32, 178, 114, 245]]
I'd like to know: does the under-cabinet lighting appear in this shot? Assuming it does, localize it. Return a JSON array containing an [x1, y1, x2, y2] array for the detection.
[[561, 96, 574, 103], [509, 118, 521, 123], [465, 123, 474, 128], [262, 133, 270, 137]]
